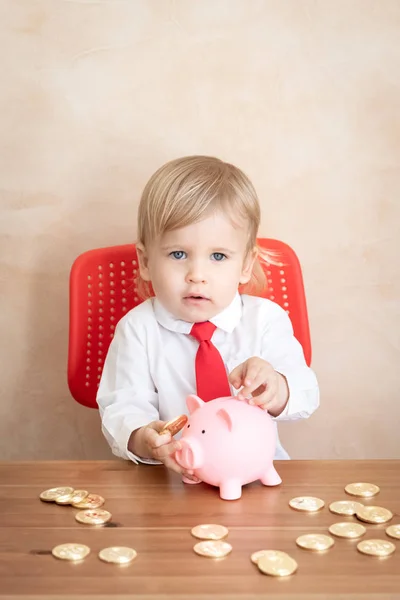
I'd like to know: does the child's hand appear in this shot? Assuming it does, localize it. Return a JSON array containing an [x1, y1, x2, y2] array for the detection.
[[229, 357, 289, 417], [129, 421, 200, 482]]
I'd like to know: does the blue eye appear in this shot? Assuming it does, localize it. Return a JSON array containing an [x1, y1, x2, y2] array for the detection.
[[170, 251, 186, 260], [211, 252, 226, 261]]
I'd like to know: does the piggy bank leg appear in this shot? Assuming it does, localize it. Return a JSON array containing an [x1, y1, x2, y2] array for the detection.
[[260, 466, 282, 486], [220, 479, 242, 500]]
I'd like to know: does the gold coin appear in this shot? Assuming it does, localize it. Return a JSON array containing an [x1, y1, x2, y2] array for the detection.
[[72, 493, 105, 509], [98, 547, 137, 564], [193, 540, 232, 558], [159, 414, 188, 437], [70, 490, 89, 504], [289, 496, 325, 512], [329, 500, 364, 516], [75, 509, 112, 525], [257, 551, 298, 577], [296, 534, 335, 551], [356, 506, 393, 524], [55, 491, 75, 505], [251, 550, 270, 564], [40, 487, 74, 502], [357, 539, 396, 557], [52, 543, 90, 561], [345, 482, 380, 498], [191, 524, 229, 540], [329, 522, 366, 539], [386, 524, 400, 540]]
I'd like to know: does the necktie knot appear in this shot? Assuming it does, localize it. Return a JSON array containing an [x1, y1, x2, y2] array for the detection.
[[190, 321, 217, 343]]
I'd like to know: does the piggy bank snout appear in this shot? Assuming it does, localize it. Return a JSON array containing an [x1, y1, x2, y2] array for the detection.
[[175, 437, 204, 470]]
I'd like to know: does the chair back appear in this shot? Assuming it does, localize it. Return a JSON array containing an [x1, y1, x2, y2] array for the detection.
[[68, 240, 311, 408]]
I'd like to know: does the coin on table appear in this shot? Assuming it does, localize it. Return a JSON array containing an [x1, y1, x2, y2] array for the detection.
[[40, 487, 74, 502], [386, 524, 400, 540], [52, 543, 91, 561], [159, 414, 188, 437], [357, 539, 396, 557], [329, 500, 364, 516], [257, 550, 298, 577], [193, 540, 232, 558], [99, 547, 137, 564], [251, 550, 270, 565], [72, 493, 105, 509], [191, 524, 229, 540], [356, 506, 393, 524], [329, 522, 366, 539], [70, 490, 89, 505], [55, 490, 76, 505], [289, 497, 325, 512], [296, 534, 335, 551], [75, 509, 112, 525], [345, 482, 380, 498]]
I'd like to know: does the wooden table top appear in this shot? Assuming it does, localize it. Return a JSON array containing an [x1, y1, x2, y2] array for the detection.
[[0, 460, 399, 599]]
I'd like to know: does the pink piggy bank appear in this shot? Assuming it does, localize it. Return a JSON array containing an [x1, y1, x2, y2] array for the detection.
[[174, 395, 282, 500]]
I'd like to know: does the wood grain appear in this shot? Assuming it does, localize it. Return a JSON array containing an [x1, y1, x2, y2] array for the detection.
[[0, 460, 399, 599]]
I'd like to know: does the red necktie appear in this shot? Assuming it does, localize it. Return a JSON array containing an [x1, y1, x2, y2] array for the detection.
[[190, 322, 231, 402]]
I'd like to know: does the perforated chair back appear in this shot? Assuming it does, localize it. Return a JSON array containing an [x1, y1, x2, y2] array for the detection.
[[68, 240, 311, 408]]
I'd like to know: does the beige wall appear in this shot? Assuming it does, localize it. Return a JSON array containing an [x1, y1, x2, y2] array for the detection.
[[1, 0, 399, 460]]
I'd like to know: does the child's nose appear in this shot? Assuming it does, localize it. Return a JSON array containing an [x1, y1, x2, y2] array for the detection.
[[186, 262, 206, 283]]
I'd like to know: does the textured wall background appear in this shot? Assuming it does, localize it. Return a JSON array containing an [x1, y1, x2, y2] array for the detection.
[[1, 0, 399, 460]]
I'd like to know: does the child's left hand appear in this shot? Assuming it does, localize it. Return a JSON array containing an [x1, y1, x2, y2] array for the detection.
[[229, 357, 289, 417]]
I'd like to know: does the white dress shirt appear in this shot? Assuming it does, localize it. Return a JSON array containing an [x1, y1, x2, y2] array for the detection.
[[97, 293, 319, 464]]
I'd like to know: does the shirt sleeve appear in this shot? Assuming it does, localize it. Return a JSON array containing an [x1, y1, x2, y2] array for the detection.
[[260, 303, 320, 421], [96, 310, 162, 465]]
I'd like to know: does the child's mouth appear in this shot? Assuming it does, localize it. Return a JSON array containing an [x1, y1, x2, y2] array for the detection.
[[184, 295, 210, 304]]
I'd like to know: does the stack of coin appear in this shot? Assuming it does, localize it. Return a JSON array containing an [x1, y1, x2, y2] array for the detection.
[[39, 487, 105, 509], [40, 487, 75, 503]]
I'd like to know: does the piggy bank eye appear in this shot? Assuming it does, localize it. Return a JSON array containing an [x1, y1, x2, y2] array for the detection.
[[201, 429, 205, 434], [187, 424, 190, 428]]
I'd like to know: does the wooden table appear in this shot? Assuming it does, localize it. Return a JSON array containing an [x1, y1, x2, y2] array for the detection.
[[0, 460, 399, 599]]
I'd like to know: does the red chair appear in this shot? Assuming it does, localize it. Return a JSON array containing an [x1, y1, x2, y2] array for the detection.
[[68, 240, 311, 408]]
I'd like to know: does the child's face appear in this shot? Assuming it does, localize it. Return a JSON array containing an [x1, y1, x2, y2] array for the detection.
[[138, 211, 256, 322]]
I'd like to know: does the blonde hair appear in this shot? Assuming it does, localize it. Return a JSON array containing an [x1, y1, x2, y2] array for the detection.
[[136, 155, 276, 299]]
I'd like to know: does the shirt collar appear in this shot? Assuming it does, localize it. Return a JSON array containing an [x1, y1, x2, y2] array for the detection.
[[153, 292, 242, 335]]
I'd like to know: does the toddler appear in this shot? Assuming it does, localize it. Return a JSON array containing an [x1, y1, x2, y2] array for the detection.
[[97, 156, 319, 481]]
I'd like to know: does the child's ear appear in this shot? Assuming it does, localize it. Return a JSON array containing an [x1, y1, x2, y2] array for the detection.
[[136, 243, 151, 281], [239, 247, 257, 285]]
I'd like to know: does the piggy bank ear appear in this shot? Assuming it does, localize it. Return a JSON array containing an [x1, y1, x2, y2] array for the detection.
[[186, 395, 205, 415], [216, 408, 233, 431]]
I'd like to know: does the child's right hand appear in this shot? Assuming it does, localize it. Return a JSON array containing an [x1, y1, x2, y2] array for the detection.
[[129, 421, 200, 482]]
